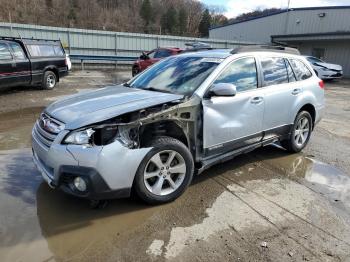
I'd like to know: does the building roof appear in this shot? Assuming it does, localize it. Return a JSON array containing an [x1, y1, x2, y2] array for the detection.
[[210, 6, 350, 30]]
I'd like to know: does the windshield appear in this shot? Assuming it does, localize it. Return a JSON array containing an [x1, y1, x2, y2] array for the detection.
[[307, 56, 324, 63], [128, 56, 221, 96]]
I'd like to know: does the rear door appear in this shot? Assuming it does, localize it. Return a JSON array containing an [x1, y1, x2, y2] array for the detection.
[[8, 41, 31, 85], [0, 42, 17, 88], [259, 56, 298, 139]]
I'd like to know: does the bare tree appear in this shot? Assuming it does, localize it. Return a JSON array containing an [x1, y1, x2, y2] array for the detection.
[[0, 0, 221, 37]]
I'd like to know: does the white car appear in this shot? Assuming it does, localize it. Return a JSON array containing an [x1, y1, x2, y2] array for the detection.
[[305, 56, 342, 80], [65, 54, 72, 71]]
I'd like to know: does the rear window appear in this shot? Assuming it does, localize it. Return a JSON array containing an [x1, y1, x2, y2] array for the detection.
[[0, 43, 12, 60], [27, 44, 63, 57], [261, 57, 288, 86], [289, 59, 312, 80]]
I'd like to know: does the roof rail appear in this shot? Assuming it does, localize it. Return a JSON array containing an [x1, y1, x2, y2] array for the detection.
[[185, 42, 212, 49], [232, 45, 300, 55], [0, 36, 61, 42]]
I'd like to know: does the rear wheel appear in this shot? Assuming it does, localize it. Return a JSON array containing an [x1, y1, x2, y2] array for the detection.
[[282, 111, 312, 153], [42, 71, 57, 90], [134, 136, 194, 204]]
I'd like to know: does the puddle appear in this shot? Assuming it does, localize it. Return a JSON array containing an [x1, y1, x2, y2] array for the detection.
[[148, 150, 350, 259], [0, 107, 44, 150], [0, 117, 349, 261], [0, 149, 158, 261]]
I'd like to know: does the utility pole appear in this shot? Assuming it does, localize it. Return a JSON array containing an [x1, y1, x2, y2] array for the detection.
[[9, 11, 13, 36], [284, 0, 291, 35]]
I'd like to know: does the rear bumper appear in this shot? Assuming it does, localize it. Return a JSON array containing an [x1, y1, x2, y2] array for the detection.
[[58, 69, 69, 79]]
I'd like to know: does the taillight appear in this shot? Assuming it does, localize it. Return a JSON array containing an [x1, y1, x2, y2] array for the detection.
[[319, 80, 324, 89], [65, 57, 68, 66]]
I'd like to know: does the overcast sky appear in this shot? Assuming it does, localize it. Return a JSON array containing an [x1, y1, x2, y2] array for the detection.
[[200, 0, 350, 18]]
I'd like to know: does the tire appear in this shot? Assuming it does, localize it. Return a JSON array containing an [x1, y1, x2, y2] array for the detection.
[[132, 66, 140, 77], [281, 111, 313, 153], [134, 136, 194, 204], [42, 71, 57, 90]]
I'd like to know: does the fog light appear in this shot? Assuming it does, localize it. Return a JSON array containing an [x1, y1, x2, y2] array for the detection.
[[73, 177, 87, 192]]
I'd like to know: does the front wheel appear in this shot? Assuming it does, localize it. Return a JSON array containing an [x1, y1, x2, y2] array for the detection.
[[134, 136, 194, 204], [281, 111, 313, 153]]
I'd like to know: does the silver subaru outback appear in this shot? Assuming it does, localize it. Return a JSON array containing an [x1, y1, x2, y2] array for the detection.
[[32, 46, 324, 204]]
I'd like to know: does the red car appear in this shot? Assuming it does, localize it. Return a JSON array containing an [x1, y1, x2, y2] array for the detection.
[[132, 47, 182, 76]]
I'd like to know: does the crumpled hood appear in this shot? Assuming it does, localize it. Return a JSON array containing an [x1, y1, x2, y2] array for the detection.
[[315, 62, 342, 71], [45, 85, 183, 130]]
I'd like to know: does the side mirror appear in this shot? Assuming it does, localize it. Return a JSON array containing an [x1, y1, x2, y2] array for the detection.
[[209, 83, 237, 97]]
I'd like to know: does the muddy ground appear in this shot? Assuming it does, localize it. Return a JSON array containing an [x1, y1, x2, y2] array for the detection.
[[0, 71, 349, 262]]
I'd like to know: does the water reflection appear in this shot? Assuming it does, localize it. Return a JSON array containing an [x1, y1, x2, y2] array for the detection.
[[0, 107, 43, 150]]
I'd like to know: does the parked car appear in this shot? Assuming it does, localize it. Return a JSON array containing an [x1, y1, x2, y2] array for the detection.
[[66, 54, 72, 71], [304, 56, 343, 80], [132, 47, 182, 76], [32, 45, 324, 204], [0, 37, 69, 90]]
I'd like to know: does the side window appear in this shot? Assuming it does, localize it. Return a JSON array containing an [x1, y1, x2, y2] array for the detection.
[[27, 44, 56, 57], [154, 49, 172, 58], [289, 59, 312, 80], [214, 57, 258, 92], [147, 50, 156, 59], [9, 42, 26, 60], [27, 45, 41, 57], [285, 59, 296, 82], [0, 43, 12, 60], [261, 57, 288, 86], [39, 45, 56, 56], [53, 45, 64, 56]]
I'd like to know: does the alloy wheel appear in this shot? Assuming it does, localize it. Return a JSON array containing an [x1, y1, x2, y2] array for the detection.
[[294, 116, 310, 147], [143, 150, 186, 196]]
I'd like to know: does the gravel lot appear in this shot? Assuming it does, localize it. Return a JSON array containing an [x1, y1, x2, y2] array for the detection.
[[0, 71, 349, 262]]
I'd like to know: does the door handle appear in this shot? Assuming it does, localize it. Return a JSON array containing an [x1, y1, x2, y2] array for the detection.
[[292, 88, 302, 95], [251, 96, 263, 104]]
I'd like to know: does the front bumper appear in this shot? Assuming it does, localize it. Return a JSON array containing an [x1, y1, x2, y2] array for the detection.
[[319, 70, 343, 79], [32, 128, 151, 200]]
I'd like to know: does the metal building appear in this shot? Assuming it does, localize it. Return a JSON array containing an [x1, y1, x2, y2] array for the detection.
[[209, 6, 350, 77]]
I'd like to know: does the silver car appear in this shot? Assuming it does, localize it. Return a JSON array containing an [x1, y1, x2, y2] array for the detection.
[[32, 46, 325, 204]]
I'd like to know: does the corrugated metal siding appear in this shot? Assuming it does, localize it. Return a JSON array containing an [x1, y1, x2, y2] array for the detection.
[[210, 12, 288, 43], [0, 22, 257, 58], [209, 8, 350, 42]]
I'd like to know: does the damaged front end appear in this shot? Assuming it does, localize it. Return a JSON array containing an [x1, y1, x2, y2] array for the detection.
[[64, 95, 203, 161]]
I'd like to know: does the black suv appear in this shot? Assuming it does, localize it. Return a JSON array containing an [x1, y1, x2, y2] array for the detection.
[[0, 37, 68, 90]]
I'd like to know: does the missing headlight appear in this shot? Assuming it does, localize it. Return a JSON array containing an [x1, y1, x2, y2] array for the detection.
[[93, 126, 119, 146]]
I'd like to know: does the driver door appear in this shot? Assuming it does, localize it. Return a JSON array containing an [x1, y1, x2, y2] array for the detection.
[[202, 57, 265, 157]]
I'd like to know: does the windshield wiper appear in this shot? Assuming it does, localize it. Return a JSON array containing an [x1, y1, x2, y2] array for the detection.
[[146, 87, 172, 94], [123, 82, 131, 87]]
